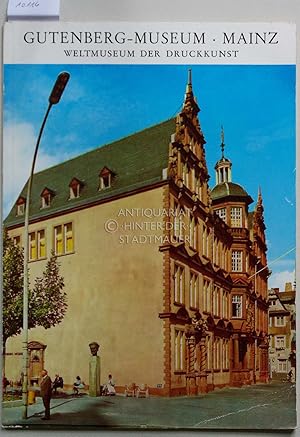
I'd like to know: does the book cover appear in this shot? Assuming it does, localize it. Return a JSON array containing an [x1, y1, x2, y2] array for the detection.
[[2, 21, 296, 430]]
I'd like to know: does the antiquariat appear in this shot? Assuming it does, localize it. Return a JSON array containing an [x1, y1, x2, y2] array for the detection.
[[4, 71, 269, 396]]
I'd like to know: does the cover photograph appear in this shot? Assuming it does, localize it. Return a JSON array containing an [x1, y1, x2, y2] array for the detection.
[[2, 22, 297, 430]]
